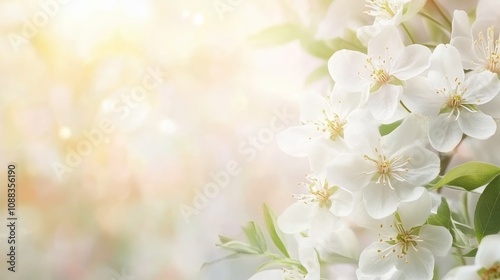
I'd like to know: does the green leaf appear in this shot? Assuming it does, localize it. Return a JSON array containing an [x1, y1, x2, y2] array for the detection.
[[305, 64, 328, 85], [243, 221, 267, 253], [263, 204, 290, 258], [201, 253, 241, 270], [256, 258, 304, 272], [218, 235, 235, 244], [474, 175, 500, 242], [464, 248, 478, 257], [248, 24, 303, 48], [433, 162, 500, 191], [217, 240, 261, 255], [379, 120, 402, 136], [300, 39, 333, 59], [427, 197, 452, 230]]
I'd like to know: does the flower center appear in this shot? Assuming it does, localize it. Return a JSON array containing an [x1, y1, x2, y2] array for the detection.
[[364, 148, 410, 189], [475, 26, 500, 75], [293, 177, 336, 208], [478, 262, 500, 280], [377, 221, 423, 263], [283, 268, 305, 280], [365, 0, 399, 20], [437, 77, 478, 120]]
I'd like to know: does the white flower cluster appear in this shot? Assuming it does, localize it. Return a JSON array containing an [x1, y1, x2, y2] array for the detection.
[[249, 0, 500, 279]]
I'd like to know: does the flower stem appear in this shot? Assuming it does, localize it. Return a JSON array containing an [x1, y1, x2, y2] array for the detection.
[[401, 23, 416, 44]]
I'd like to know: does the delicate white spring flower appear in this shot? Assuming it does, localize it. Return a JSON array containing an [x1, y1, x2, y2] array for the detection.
[[326, 114, 440, 218], [357, 0, 426, 42], [359, 191, 453, 280], [451, 10, 500, 75], [278, 175, 354, 235], [402, 44, 499, 152], [443, 234, 500, 280], [276, 89, 362, 173], [450, 9, 500, 118], [329, 26, 431, 122], [248, 236, 320, 280]]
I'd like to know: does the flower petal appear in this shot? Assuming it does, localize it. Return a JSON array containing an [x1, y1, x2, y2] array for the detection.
[[419, 225, 453, 256], [300, 92, 329, 122], [330, 189, 355, 217], [451, 10, 472, 39], [428, 45, 465, 90], [476, 234, 500, 267], [248, 270, 283, 280], [329, 50, 370, 91], [429, 114, 463, 152], [367, 84, 402, 121], [442, 265, 482, 280], [402, 76, 445, 116], [458, 110, 497, 140], [462, 71, 500, 105], [396, 247, 434, 280], [363, 182, 399, 219], [392, 44, 431, 80], [277, 202, 315, 234], [326, 153, 373, 192], [450, 36, 479, 70], [397, 145, 440, 186], [359, 242, 396, 277], [381, 113, 430, 154], [368, 26, 404, 60], [397, 189, 431, 229], [276, 125, 324, 157]]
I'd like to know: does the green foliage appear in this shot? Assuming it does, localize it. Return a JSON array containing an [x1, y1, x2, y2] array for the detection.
[[243, 221, 267, 253], [427, 198, 472, 249], [474, 175, 500, 242], [248, 24, 303, 49], [433, 162, 500, 191], [263, 203, 290, 258], [379, 120, 402, 136]]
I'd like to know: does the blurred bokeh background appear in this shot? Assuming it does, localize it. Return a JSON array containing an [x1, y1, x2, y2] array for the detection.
[[0, 0, 488, 279], [0, 0, 348, 279]]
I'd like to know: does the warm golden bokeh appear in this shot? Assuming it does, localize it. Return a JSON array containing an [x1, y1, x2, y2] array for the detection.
[[0, 0, 335, 279]]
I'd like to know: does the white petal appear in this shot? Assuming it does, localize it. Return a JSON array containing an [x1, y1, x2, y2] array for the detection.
[[359, 243, 396, 276], [396, 247, 434, 280], [363, 182, 399, 219], [429, 114, 463, 152], [397, 145, 440, 186], [367, 84, 402, 121], [326, 153, 373, 192], [476, 234, 500, 267], [442, 266, 482, 280], [428, 45, 465, 91], [330, 189, 355, 217], [402, 76, 444, 116], [308, 140, 345, 175], [458, 110, 497, 140], [397, 189, 431, 229], [451, 10, 472, 39], [395, 184, 425, 203], [300, 92, 329, 122], [463, 71, 500, 105], [309, 207, 339, 240], [276, 126, 324, 157], [419, 225, 453, 256], [368, 26, 404, 60], [392, 44, 431, 80], [277, 202, 315, 234], [298, 240, 320, 279], [382, 113, 430, 154], [480, 93, 500, 119], [329, 50, 370, 91], [248, 270, 283, 280], [450, 36, 479, 70]]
